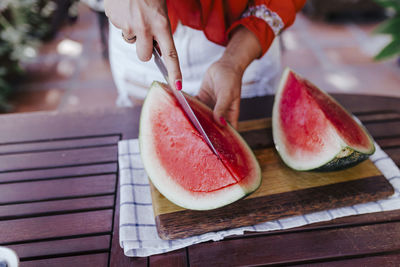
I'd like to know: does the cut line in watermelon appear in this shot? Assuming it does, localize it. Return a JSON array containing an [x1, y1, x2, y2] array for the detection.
[[272, 68, 375, 171], [139, 82, 261, 210]]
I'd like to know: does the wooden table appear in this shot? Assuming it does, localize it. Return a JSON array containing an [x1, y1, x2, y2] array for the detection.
[[0, 94, 400, 266]]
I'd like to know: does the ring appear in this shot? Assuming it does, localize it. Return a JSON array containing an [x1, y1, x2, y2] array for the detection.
[[122, 32, 136, 43]]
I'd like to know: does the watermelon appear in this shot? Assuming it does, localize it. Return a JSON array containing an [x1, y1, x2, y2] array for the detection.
[[139, 82, 261, 210], [272, 68, 375, 171]]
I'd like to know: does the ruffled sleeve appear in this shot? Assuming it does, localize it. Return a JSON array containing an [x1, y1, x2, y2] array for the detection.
[[227, 0, 306, 56], [167, 0, 306, 57]]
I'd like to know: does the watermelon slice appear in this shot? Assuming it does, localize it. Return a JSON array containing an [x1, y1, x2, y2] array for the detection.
[[139, 82, 261, 210], [272, 68, 375, 171]]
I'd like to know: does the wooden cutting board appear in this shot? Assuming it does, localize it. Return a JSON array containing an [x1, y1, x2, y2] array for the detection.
[[149, 118, 394, 240]]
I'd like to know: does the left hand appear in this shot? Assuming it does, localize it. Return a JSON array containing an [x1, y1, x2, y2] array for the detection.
[[196, 26, 262, 129], [196, 59, 243, 129]]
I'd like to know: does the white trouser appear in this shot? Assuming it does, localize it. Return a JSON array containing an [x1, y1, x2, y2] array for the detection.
[[109, 23, 282, 107]]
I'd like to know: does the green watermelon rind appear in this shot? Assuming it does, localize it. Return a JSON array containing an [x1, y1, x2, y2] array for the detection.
[[139, 82, 261, 210], [272, 68, 375, 172]]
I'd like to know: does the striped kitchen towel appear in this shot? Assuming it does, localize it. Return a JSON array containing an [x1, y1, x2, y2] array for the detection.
[[118, 139, 400, 257]]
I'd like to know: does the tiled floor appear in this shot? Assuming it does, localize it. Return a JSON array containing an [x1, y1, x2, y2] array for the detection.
[[7, 3, 400, 113]]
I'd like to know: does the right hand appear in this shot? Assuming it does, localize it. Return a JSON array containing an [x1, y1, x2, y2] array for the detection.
[[104, 0, 182, 90]]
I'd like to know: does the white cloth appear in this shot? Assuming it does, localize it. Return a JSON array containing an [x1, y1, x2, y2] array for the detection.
[[109, 23, 282, 107], [118, 139, 400, 257]]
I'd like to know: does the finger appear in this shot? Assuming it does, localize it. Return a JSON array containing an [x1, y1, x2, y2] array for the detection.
[[196, 81, 216, 108], [156, 31, 182, 90], [213, 92, 240, 128], [122, 31, 136, 44], [135, 31, 153, 62], [225, 97, 240, 129]]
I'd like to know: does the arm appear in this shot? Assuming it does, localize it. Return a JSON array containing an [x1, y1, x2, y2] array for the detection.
[[197, 0, 306, 128], [227, 0, 306, 56], [197, 26, 262, 129]]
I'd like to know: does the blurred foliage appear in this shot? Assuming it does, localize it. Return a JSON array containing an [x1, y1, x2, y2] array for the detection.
[[373, 0, 400, 60], [0, 0, 78, 112]]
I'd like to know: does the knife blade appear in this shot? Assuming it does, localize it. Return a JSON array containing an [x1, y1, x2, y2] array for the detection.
[[152, 48, 221, 158]]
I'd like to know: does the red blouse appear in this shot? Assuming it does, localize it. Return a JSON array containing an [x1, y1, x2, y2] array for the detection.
[[167, 0, 306, 56]]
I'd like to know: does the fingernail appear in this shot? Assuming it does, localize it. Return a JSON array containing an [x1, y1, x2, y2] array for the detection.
[[220, 117, 227, 126], [175, 80, 182, 91]]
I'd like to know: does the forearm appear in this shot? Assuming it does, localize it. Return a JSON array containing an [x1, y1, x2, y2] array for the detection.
[[219, 26, 262, 74]]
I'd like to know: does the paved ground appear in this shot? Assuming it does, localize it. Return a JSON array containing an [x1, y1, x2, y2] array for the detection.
[[8, 3, 400, 113]]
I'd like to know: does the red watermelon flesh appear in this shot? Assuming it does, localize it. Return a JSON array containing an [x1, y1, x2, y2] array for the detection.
[[140, 82, 261, 210], [273, 68, 375, 171]]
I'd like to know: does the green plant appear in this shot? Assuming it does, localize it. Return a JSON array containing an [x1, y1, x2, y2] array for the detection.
[[373, 0, 400, 60], [0, 0, 78, 112]]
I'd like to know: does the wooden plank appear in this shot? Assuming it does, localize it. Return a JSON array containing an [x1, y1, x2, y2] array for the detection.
[[376, 136, 400, 149], [149, 249, 188, 267], [302, 253, 400, 266], [240, 128, 273, 149], [20, 253, 109, 267], [365, 121, 400, 138], [232, 209, 400, 240], [154, 175, 393, 240], [239, 96, 273, 121], [0, 146, 118, 173], [335, 95, 400, 114], [0, 174, 116, 204], [357, 111, 400, 123], [237, 118, 271, 132], [0, 210, 113, 244], [0, 107, 141, 143], [0, 135, 120, 155], [8, 235, 110, 259], [188, 221, 400, 266], [0, 195, 114, 220], [0, 163, 117, 184]]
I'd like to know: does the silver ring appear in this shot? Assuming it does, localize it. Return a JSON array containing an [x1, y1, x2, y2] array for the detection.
[[122, 32, 136, 43]]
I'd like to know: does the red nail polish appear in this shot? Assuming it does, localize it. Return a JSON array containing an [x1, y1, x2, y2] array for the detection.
[[175, 80, 182, 91], [220, 117, 227, 126]]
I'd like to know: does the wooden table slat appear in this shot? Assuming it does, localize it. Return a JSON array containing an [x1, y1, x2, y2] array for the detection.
[[300, 253, 400, 266], [224, 209, 400, 241], [188, 221, 400, 266], [0, 195, 114, 220], [20, 253, 109, 267], [356, 111, 400, 123], [0, 146, 118, 173], [0, 108, 141, 143], [365, 121, 400, 139], [0, 210, 113, 244], [336, 95, 400, 114], [0, 174, 116, 204], [0, 163, 118, 184], [376, 137, 400, 150], [0, 135, 120, 155], [149, 249, 188, 267], [7, 235, 110, 260]]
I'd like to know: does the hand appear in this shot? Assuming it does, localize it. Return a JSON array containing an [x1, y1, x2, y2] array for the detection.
[[196, 26, 262, 129], [104, 0, 182, 89], [196, 60, 243, 129]]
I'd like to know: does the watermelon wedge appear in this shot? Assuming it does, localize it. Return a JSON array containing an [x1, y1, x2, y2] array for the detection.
[[272, 68, 375, 171], [139, 82, 261, 210]]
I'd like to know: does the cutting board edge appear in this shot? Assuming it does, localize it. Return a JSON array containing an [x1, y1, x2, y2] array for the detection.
[[155, 175, 394, 240]]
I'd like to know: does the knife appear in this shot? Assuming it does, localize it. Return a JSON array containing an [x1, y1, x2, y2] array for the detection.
[[152, 47, 221, 158]]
